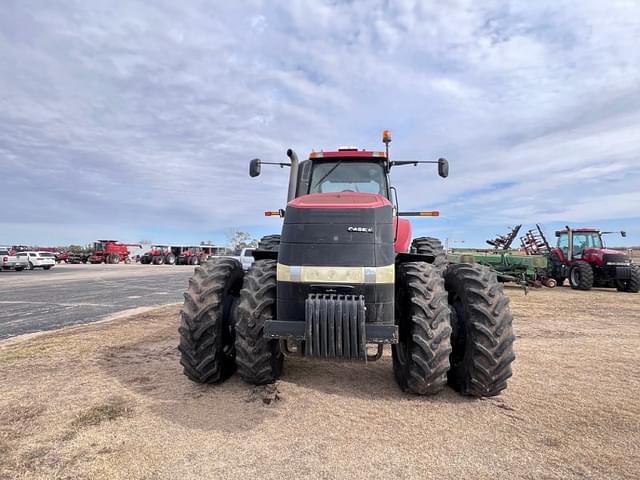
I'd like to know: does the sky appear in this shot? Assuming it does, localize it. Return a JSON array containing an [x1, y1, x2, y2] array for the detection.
[[1, 0, 639, 248]]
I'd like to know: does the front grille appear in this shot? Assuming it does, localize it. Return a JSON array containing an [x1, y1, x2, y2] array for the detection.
[[603, 253, 630, 266], [304, 294, 366, 360]]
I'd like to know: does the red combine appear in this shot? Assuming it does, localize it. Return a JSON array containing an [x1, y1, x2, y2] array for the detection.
[[549, 226, 638, 292], [88, 240, 140, 264]]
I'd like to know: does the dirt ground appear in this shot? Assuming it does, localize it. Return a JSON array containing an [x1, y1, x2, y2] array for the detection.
[[1, 285, 639, 479]]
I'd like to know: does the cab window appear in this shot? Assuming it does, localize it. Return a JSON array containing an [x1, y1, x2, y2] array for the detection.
[[558, 234, 569, 255], [309, 161, 388, 197]]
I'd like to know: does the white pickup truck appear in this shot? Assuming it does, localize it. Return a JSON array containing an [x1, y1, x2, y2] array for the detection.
[[0, 248, 28, 271], [229, 248, 255, 270]]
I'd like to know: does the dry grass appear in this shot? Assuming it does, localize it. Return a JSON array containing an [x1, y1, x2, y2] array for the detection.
[[71, 398, 131, 428], [1, 289, 639, 480]]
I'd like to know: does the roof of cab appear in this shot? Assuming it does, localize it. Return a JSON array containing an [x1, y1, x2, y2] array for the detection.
[[308, 150, 387, 160]]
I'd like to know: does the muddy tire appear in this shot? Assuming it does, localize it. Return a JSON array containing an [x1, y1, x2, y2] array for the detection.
[[235, 259, 283, 385], [617, 265, 640, 293], [178, 257, 244, 383], [445, 263, 515, 397], [569, 261, 593, 290], [392, 262, 452, 395], [257, 234, 280, 252], [411, 237, 447, 272]]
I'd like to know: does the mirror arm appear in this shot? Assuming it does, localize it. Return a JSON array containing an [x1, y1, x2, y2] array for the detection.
[[260, 162, 292, 168], [389, 160, 438, 167]]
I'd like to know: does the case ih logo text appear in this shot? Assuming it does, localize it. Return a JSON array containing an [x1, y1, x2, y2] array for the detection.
[[347, 226, 373, 233]]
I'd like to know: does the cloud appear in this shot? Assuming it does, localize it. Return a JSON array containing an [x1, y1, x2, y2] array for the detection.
[[0, 0, 639, 247]]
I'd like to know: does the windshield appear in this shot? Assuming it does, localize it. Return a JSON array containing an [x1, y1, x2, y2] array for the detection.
[[572, 232, 603, 253], [39, 253, 55, 258], [95, 243, 105, 251], [309, 161, 388, 196]]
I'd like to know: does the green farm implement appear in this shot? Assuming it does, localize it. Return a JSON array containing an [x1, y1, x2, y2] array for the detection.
[[447, 225, 556, 288]]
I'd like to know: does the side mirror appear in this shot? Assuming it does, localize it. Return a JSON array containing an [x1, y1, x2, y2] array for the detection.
[[621, 231, 627, 237], [437, 158, 449, 178], [249, 158, 261, 177]]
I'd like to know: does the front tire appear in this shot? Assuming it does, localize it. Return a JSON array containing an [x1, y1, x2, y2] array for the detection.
[[165, 254, 176, 265], [569, 261, 594, 290], [27, 262, 34, 271], [235, 259, 283, 385], [392, 262, 452, 395], [445, 263, 515, 397], [178, 257, 243, 383], [617, 265, 640, 293]]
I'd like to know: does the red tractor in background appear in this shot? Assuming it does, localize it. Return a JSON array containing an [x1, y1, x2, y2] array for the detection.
[[140, 245, 176, 265], [549, 226, 638, 292], [88, 240, 140, 264], [177, 246, 205, 265]]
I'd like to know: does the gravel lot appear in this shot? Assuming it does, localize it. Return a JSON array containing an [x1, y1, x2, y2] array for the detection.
[[0, 284, 638, 479]]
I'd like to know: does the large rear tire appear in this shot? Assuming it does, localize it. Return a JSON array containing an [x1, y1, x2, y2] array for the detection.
[[154, 255, 164, 265], [569, 261, 593, 290], [165, 254, 176, 265], [445, 263, 515, 397], [178, 257, 243, 383], [617, 265, 640, 293], [235, 259, 283, 385], [411, 237, 447, 272], [257, 235, 280, 252], [392, 262, 452, 395]]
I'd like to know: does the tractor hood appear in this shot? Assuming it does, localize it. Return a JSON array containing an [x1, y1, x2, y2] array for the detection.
[[288, 192, 391, 210], [583, 247, 629, 256], [277, 191, 395, 327]]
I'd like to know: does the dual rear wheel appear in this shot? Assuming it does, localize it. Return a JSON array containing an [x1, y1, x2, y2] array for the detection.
[[392, 262, 515, 397], [178, 257, 282, 385]]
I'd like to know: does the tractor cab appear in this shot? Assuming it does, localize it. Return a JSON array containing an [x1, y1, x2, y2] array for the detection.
[[556, 228, 604, 261], [296, 149, 390, 199]]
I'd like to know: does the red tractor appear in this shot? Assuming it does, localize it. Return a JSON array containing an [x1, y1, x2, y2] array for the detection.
[[178, 131, 515, 397], [88, 240, 139, 264], [177, 246, 206, 265], [140, 245, 176, 265], [549, 226, 639, 292]]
